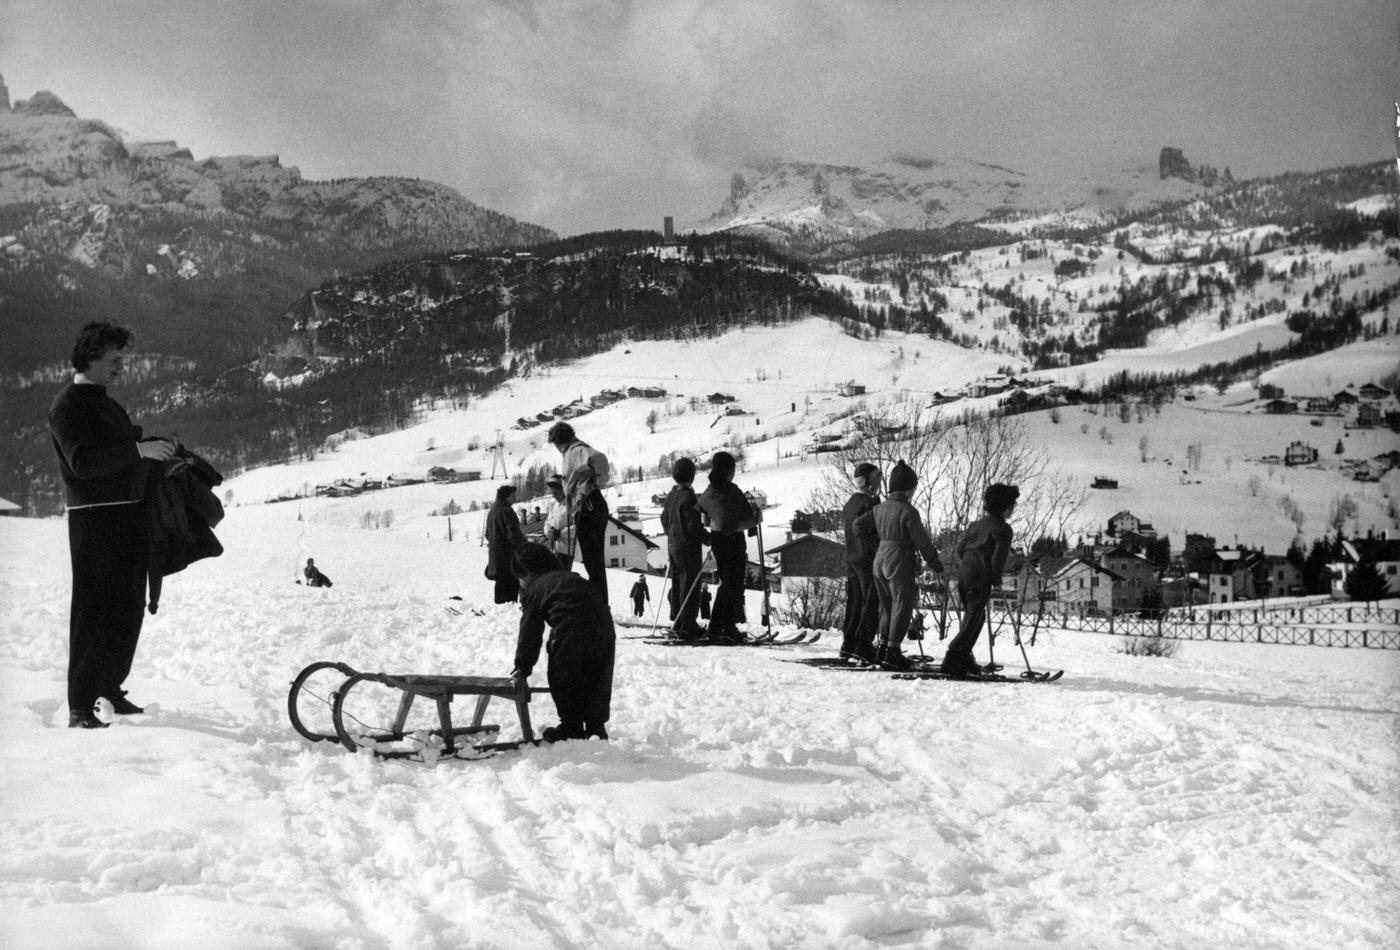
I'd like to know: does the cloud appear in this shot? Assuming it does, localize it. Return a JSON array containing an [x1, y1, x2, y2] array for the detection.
[[3, 0, 1397, 235]]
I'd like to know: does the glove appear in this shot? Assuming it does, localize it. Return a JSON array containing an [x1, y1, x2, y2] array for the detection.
[[509, 670, 528, 693]]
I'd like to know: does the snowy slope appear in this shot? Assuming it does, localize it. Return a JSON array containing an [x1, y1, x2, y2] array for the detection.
[[2, 507, 1398, 949]]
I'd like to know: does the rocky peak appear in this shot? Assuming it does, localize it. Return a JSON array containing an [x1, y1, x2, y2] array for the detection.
[[13, 90, 76, 117]]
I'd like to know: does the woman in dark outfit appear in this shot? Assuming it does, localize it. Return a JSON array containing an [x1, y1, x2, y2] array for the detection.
[[509, 543, 615, 741], [484, 484, 527, 603], [49, 321, 176, 728]]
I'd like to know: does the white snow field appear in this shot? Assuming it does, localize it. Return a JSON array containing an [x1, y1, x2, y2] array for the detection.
[[3, 502, 1398, 950]]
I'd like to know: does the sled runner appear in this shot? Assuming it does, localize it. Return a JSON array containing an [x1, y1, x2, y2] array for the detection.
[[288, 660, 548, 760]]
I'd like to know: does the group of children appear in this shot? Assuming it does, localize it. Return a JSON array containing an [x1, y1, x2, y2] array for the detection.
[[489, 438, 1020, 742], [840, 461, 1019, 675]]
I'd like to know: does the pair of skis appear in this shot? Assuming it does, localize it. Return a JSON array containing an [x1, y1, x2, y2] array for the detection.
[[639, 629, 821, 647]]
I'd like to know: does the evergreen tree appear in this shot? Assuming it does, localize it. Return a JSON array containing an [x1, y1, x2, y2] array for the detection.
[[1343, 560, 1388, 602]]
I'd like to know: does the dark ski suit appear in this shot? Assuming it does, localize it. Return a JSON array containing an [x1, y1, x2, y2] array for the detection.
[[855, 493, 944, 655], [697, 479, 756, 638], [514, 570, 616, 736], [485, 500, 527, 603], [945, 513, 1013, 671], [661, 481, 710, 636], [841, 490, 880, 660], [629, 576, 650, 617]]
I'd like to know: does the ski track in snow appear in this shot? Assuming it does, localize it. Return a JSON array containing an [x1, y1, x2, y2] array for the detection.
[[3, 513, 1399, 950]]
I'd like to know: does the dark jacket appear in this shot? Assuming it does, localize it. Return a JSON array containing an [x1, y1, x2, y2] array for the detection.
[[841, 491, 879, 565], [49, 382, 148, 507], [697, 481, 756, 537], [514, 570, 616, 678], [955, 514, 1014, 588], [484, 501, 526, 579], [661, 483, 710, 551], [147, 448, 225, 613]]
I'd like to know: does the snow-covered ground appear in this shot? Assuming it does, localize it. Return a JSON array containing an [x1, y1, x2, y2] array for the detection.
[[3, 501, 1399, 949]]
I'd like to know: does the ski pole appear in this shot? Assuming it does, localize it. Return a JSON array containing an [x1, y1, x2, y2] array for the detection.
[[647, 560, 672, 636]]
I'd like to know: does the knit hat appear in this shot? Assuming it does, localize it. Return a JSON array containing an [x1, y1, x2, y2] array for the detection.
[[496, 484, 518, 501], [852, 462, 879, 488], [671, 457, 697, 484], [888, 459, 917, 493]]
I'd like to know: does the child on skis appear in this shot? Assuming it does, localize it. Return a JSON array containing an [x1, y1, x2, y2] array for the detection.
[[853, 459, 944, 670], [940, 482, 1019, 678]]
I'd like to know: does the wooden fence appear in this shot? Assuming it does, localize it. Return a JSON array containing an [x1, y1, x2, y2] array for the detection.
[[917, 590, 1400, 650]]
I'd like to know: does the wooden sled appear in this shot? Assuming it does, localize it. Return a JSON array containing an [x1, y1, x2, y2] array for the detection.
[[288, 660, 549, 760]]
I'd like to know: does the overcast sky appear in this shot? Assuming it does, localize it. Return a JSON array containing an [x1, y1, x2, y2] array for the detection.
[[4, 0, 1397, 236]]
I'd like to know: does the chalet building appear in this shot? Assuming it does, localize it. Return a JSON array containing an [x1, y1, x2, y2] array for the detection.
[[1202, 547, 1261, 603], [1000, 554, 1071, 603], [766, 533, 846, 594], [970, 376, 1011, 398], [1254, 556, 1304, 598], [1107, 511, 1144, 536], [836, 380, 866, 397], [1330, 535, 1400, 598], [1262, 399, 1299, 415], [1160, 575, 1208, 608], [1355, 403, 1383, 427], [1100, 546, 1159, 609], [1333, 390, 1359, 406], [1305, 396, 1337, 413], [604, 516, 658, 572], [1284, 441, 1319, 466], [1257, 382, 1284, 400], [1357, 383, 1391, 401], [1050, 558, 1122, 614]]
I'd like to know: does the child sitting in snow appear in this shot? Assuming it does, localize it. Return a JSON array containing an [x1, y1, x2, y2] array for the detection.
[[509, 542, 615, 741]]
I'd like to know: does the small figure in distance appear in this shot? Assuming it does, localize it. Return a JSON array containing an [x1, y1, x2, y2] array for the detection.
[[303, 557, 333, 588], [629, 574, 650, 618], [509, 542, 615, 742]]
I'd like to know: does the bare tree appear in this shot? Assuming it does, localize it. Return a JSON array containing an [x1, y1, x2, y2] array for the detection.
[[808, 404, 1086, 553]]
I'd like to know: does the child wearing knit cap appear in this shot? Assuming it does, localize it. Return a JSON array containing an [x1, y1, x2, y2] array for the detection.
[[852, 459, 945, 670]]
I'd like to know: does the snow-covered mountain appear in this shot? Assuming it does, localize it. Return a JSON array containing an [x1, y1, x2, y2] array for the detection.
[[693, 153, 1218, 250], [0, 84, 554, 257]]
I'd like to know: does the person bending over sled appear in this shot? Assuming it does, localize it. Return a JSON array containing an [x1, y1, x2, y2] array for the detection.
[[941, 482, 1019, 678], [509, 542, 615, 742]]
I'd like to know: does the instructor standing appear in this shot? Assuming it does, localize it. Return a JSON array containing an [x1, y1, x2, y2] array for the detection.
[[49, 322, 175, 729]]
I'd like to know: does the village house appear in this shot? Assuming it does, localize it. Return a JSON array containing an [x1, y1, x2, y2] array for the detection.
[[1000, 553, 1071, 604], [1257, 382, 1284, 400], [604, 516, 658, 572], [1305, 396, 1337, 413], [1107, 511, 1144, 537], [1357, 383, 1391, 402], [1202, 547, 1261, 604], [1354, 403, 1383, 428], [1254, 555, 1304, 598], [1284, 441, 1319, 466], [765, 533, 846, 595], [1050, 558, 1122, 614], [1262, 398, 1299, 415], [1100, 546, 1159, 609], [1329, 534, 1400, 598], [1159, 574, 1209, 608]]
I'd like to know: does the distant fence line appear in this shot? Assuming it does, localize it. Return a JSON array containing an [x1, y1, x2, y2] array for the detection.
[[917, 594, 1400, 651]]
